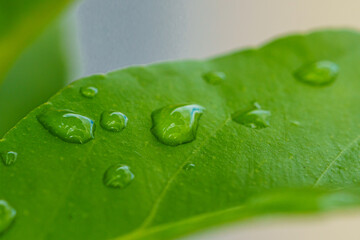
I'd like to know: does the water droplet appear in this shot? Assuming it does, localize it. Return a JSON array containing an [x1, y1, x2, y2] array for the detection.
[[151, 104, 205, 146], [202, 71, 226, 85], [100, 111, 128, 132], [1, 152, 17, 166], [183, 163, 195, 171], [103, 164, 134, 189], [0, 200, 16, 234], [80, 86, 98, 98], [232, 102, 271, 129], [294, 60, 339, 86], [37, 109, 95, 144]]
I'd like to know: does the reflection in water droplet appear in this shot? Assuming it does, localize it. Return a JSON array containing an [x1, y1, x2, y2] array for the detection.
[[294, 60, 339, 86], [37, 109, 95, 144], [80, 86, 98, 98], [0, 200, 16, 234], [151, 104, 205, 146], [202, 71, 226, 85], [232, 102, 271, 129], [103, 164, 134, 189], [1, 152, 17, 166], [100, 111, 128, 132], [183, 163, 195, 171]]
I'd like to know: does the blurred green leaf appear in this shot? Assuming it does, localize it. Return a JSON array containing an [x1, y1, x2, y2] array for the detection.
[[0, 0, 75, 81], [1, 30, 360, 239], [0, 15, 79, 137]]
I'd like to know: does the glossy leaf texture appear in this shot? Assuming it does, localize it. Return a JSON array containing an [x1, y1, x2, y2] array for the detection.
[[1, 30, 360, 239], [0, 0, 75, 80]]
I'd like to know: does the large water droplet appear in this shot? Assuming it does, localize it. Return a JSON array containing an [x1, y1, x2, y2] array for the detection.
[[202, 71, 226, 85], [103, 164, 134, 189], [1, 151, 17, 166], [0, 200, 16, 234], [151, 104, 205, 146], [232, 102, 270, 129], [37, 109, 95, 144], [100, 111, 128, 132], [294, 60, 339, 86], [80, 86, 98, 98]]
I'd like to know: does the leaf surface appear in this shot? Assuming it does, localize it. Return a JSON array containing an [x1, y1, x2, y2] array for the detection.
[[1, 30, 360, 239]]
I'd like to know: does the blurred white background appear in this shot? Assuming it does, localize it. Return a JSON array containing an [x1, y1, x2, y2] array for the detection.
[[183, 211, 360, 240], [75, 1, 360, 239], [77, 0, 360, 76]]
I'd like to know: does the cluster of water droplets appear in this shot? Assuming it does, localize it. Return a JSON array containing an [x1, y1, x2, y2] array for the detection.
[[31, 88, 132, 191], [36, 88, 128, 145], [0, 61, 339, 235]]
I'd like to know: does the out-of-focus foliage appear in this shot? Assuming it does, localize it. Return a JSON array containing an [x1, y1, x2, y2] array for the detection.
[[0, 17, 78, 136], [0, 0, 74, 80], [0, 0, 78, 136]]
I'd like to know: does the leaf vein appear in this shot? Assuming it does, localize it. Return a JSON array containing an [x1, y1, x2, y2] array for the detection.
[[313, 135, 360, 187], [137, 116, 232, 231]]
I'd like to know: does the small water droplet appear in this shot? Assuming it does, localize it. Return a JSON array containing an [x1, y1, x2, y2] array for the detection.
[[232, 102, 270, 129], [0, 200, 16, 234], [151, 104, 205, 146], [202, 71, 226, 85], [183, 163, 195, 171], [80, 86, 98, 98], [103, 164, 134, 189], [294, 60, 339, 86], [1, 152, 17, 166], [37, 109, 95, 144], [100, 111, 128, 132]]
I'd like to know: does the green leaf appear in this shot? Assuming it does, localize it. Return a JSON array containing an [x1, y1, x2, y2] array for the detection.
[[0, 15, 79, 137], [0, 0, 74, 80], [1, 30, 360, 239]]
